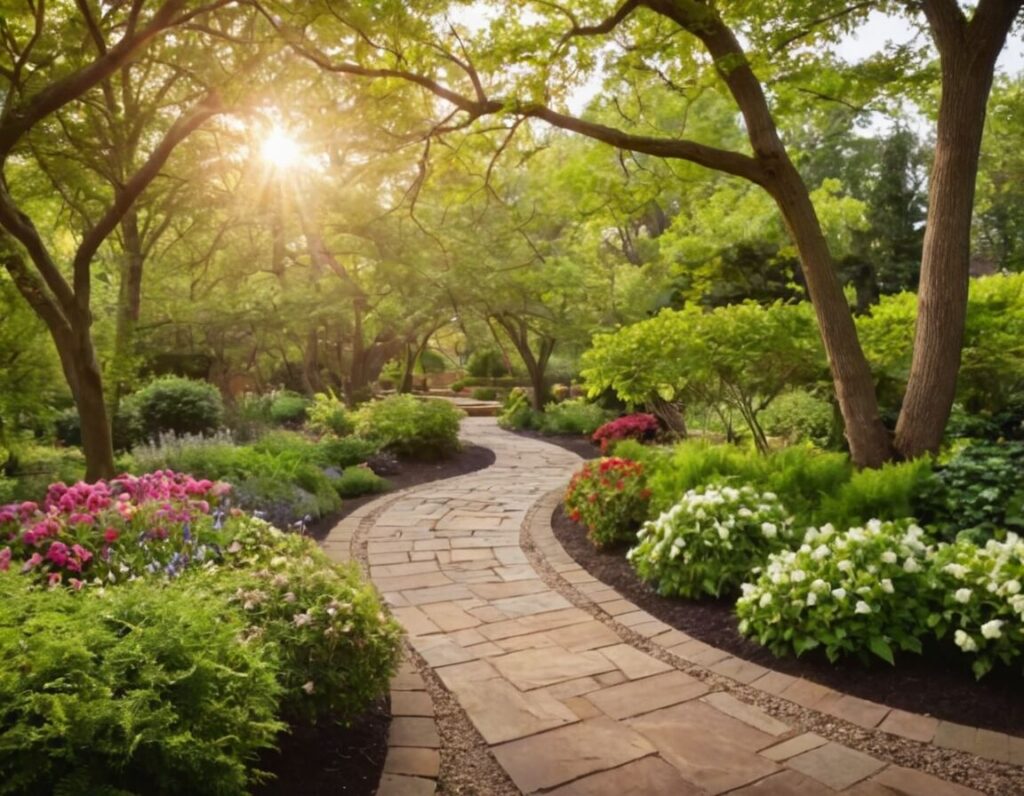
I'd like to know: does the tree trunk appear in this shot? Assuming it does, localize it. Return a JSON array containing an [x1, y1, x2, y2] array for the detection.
[[766, 161, 894, 467], [894, 57, 1000, 457], [110, 210, 145, 408], [646, 395, 687, 437]]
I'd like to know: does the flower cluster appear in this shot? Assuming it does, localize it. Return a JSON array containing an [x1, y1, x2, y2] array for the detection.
[[928, 534, 1024, 678], [628, 485, 792, 598], [564, 457, 649, 548], [0, 471, 231, 588], [591, 413, 660, 453], [736, 519, 934, 663]]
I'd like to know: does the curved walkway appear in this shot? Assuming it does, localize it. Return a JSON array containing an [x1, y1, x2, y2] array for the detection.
[[325, 419, 1018, 796]]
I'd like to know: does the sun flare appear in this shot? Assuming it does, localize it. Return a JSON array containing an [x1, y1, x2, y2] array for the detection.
[[260, 127, 303, 169]]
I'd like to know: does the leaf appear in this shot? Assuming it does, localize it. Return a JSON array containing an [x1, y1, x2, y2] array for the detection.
[[868, 636, 894, 665]]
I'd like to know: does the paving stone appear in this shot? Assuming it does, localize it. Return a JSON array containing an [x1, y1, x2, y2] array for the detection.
[[543, 619, 622, 651], [390, 690, 434, 717], [447, 677, 579, 743], [448, 627, 487, 647], [617, 609, 654, 627], [601, 598, 637, 616], [370, 552, 411, 565], [595, 669, 627, 686], [729, 769, 834, 795], [540, 675, 603, 701], [786, 742, 886, 790], [384, 747, 441, 777], [545, 755, 703, 796], [492, 647, 616, 690], [421, 601, 481, 632], [494, 546, 529, 565], [376, 774, 436, 796], [468, 579, 550, 599], [478, 607, 593, 640], [760, 732, 828, 761], [586, 670, 709, 719], [564, 696, 603, 720], [626, 699, 780, 794], [371, 561, 441, 578], [974, 728, 1010, 762], [598, 642, 673, 679], [667, 638, 732, 667], [932, 721, 978, 754], [407, 635, 475, 667], [708, 656, 770, 685], [495, 564, 539, 581], [389, 717, 440, 748], [869, 765, 985, 795], [391, 606, 442, 637], [491, 590, 572, 617], [878, 709, 939, 743], [492, 716, 657, 793], [778, 677, 833, 709], [700, 692, 790, 736], [750, 669, 798, 696], [650, 629, 692, 648], [391, 669, 427, 691], [816, 692, 890, 729], [402, 583, 475, 606], [496, 631, 560, 653], [449, 547, 496, 562], [434, 658, 500, 689]]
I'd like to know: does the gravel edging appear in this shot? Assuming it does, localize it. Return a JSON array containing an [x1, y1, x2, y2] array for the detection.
[[521, 488, 1024, 796]]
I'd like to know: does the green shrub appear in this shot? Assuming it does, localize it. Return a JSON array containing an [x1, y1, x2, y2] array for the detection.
[[913, 440, 1024, 542], [306, 392, 354, 436], [466, 348, 510, 378], [471, 387, 498, 401], [927, 535, 1024, 678], [317, 435, 380, 468], [227, 393, 273, 441], [269, 391, 310, 426], [537, 398, 609, 436], [333, 466, 389, 498], [2, 444, 86, 502], [0, 572, 283, 796], [497, 388, 539, 431], [54, 401, 145, 452], [450, 379, 466, 393], [817, 458, 933, 529], [629, 485, 794, 598], [736, 519, 933, 664], [760, 389, 835, 447], [133, 376, 224, 439], [564, 457, 649, 548], [355, 395, 463, 459]]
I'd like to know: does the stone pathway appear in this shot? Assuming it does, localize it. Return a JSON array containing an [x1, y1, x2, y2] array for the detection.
[[325, 418, 1014, 795]]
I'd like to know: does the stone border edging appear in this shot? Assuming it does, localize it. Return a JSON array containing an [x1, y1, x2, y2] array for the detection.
[[523, 486, 1024, 774]]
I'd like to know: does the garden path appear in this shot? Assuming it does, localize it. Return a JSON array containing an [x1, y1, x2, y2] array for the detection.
[[325, 418, 1007, 796]]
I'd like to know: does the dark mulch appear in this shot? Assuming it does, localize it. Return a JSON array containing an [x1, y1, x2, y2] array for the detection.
[[552, 504, 1024, 735], [307, 443, 497, 541], [508, 429, 601, 460], [254, 698, 389, 796]]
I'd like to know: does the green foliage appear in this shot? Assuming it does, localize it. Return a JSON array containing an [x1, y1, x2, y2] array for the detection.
[[629, 485, 793, 598], [354, 395, 463, 459], [564, 457, 649, 548], [416, 349, 448, 374], [736, 520, 933, 664], [0, 572, 283, 796], [471, 387, 498, 401], [133, 377, 224, 439], [306, 392, 354, 436], [227, 393, 274, 441], [913, 441, 1024, 543], [536, 398, 609, 436], [55, 401, 145, 453], [817, 458, 933, 530], [269, 391, 310, 426], [450, 380, 466, 393], [333, 466, 389, 498], [760, 389, 835, 447], [497, 388, 539, 431], [466, 348, 510, 378], [1, 444, 86, 502]]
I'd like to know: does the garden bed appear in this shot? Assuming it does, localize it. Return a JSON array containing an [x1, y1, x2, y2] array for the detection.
[[308, 442, 496, 541], [552, 503, 1024, 735]]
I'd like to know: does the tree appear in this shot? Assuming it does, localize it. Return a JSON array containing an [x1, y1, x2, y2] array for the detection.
[[0, 1, 248, 479], [263, 0, 1022, 466]]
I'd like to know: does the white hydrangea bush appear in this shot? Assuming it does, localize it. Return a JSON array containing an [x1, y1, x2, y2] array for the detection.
[[735, 519, 934, 663], [928, 533, 1024, 678], [627, 484, 793, 598]]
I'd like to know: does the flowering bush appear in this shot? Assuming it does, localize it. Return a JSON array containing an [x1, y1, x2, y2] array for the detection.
[[0, 471, 231, 588], [736, 519, 934, 664], [592, 413, 660, 453], [927, 534, 1024, 678], [564, 457, 649, 548], [628, 485, 793, 598]]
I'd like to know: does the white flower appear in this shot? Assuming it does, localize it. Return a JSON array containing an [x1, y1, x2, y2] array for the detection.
[[761, 522, 777, 539], [880, 579, 894, 594], [741, 583, 757, 597], [301, 680, 316, 694], [837, 560, 853, 573], [903, 558, 920, 573], [981, 619, 1004, 639], [832, 588, 847, 600], [806, 592, 818, 606], [881, 551, 897, 564], [292, 612, 313, 627], [855, 600, 872, 615], [954, 629, 978, 652], [811, 579, 829, 593], [791, 569, 807, 583], [812, 545, 830, 561], [1006, 580, 1022, 595], [759, 592, 773, 608], [718, 526, 730, 540], [954, 588, 973, 604], [943, 563, 968, 579]]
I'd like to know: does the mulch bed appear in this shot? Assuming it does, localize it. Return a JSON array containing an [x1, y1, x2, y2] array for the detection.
[[552, 504, 1024, 735], [258, 443, 495, 796], [254, 698, 389, 796]]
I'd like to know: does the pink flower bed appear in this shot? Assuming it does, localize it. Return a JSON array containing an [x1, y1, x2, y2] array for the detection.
[[592, 413, 660, 452]]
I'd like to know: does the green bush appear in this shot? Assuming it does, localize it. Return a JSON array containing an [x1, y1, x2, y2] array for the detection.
[[2, 444, 86, 502], [628, 485, 794, 598], [450, 379, 466, 393], [564, 457, 649, 548], [317, 435, 381, 468], [54, 400, 146, 452], [333, 466, 389, 498], [817, 458, 933, 529], [466, 348, 510, 378], [133, 376, 224, 439], [227, 393, 273, 441], [913, 440, 1024, 542], [354, 395, 463, 459], [269, 391, 310, 426], [736, 519, 933, 664], [0, 572, 283, 796], [306, 392, 354, 436], [471, 387, 498, 401], [760, 389, 835, 447], [537, 398, 609, 436], [498, 388, 539, 431]]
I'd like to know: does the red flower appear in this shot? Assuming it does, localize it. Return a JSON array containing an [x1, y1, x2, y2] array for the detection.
[[104, 528, 120, 543]]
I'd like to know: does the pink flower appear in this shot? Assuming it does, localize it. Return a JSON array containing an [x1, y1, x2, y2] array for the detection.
[[47, 572, 62, 588], [46, 541, 69, 567], [21, 553, 42, 572], [69, 578, 84, 591], [104, 528, 120, 543], [68, 513, 94, 526], [0, 547, 10, 571]]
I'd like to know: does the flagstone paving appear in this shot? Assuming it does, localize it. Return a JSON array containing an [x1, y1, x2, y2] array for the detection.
[[325, 418, 1013, 795]]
